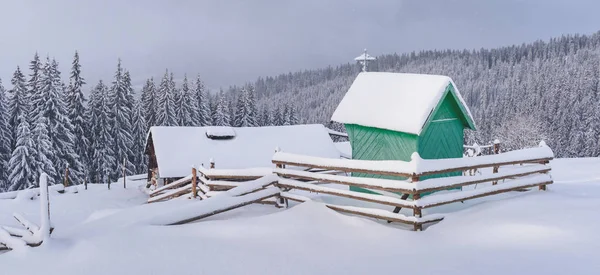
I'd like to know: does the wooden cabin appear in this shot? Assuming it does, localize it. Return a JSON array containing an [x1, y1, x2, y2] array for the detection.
[[144, 124, 341, 183], [331, 72, 476, 192]]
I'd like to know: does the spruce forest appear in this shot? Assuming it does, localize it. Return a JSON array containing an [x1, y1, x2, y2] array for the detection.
[[1, 31, 599, 191]]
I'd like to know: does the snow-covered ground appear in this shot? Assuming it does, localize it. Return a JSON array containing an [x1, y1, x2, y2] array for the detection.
[[1, 158, 599, 274]]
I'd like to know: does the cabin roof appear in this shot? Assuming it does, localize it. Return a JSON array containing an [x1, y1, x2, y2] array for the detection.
[[331, 72, 476, 135], [146, 124, 341, 178]]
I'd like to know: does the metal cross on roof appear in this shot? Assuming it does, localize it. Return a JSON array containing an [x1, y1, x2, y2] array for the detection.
[[354, 49, 376, 72]]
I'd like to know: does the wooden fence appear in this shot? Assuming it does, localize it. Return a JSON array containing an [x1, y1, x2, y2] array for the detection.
[[272, 141, 553, 231], [146, 142, 553, 231]]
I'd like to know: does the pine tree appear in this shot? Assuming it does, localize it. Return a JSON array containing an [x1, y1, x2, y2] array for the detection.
[[30, 57, 86, 184], [258, 106, 272, 126], [66, 51, 89, 178], [141, 78, 157, 129], [85, 81, 102, 181], [176, 74, 199, 126], [108, 59, 135, 177], [50, 58, 85, 185], [273, 106, 283, 126], [156, 70, 177, 126], [7, 118, 37, 191], [8, 67, 28, 149], [31, 116, 57, 186], [213, 92, 230, 126], [282, 104, 291, 126], [195, 75, 211, 126], [131, 100, 147, 174], [233, 91, 245, 127], [245, 85, 258, 126], [27, 53, 42, 124], [0, 80, 11, 191], [91, 80, 116, 183], [289, 105, 299, 124]]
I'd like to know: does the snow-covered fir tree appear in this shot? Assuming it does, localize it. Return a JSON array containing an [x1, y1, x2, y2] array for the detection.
[[89, 80, 116, 183], [66, 51, 89, 176], [131, 100, 147, 174], [213, 92, 230, 126], [272, 106, 283, 126], [282, 104, 291, 126], [176, 74, 199, 126], [258, 106, 272, 126], [233, 86, 259, 127], [27, 53, 43, 124], [195, 75, 211, 126], [108, 60, 135, 177], [141, 78, 157, 130], [31, 116, 57, 186], [289, 105, 299, 124], [156, 70, 177, 126], [7, 118, 36, 191], [29, 57, 84, 185], [8, 67, 28, 149], [0, 79, 11, 191]]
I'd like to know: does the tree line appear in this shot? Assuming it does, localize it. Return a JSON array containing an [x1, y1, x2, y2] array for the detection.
[[236, 31, 600, 157], [0, 53, 299, 192]]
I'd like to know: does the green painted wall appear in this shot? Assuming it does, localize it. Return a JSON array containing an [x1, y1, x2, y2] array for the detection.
[[346, 84, 469, 194]]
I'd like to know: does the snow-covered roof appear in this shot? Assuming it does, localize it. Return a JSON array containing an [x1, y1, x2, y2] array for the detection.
[[331, 72, 476, 135], [147, 124, 341, 178]]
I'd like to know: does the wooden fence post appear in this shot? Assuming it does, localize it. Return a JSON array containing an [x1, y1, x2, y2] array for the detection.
[[411, 175, 422, 231], [106, 170, 111, 190], [539, 141, 549, 191], [63, 164, 70, 187], [275, 147, 288, 208], [492, 139, 500, 185], [191, 167, 198, 199], [84, 178, 87, 190], [122, 157, 127, 189]]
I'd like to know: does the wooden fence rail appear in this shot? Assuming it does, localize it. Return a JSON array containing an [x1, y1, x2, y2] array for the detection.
[[145, 142, 554, 231], [273, 141, 554, 231]]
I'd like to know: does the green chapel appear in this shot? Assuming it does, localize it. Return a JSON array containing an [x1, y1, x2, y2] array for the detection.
[[331, 72, 476, 192]]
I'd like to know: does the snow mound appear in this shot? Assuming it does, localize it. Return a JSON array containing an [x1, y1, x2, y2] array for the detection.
[[14, 189, 36, 201]]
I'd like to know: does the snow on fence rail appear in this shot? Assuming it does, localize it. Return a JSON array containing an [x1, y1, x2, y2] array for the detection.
[[273, 141, 554, 231], [272, 142, 553, 177]]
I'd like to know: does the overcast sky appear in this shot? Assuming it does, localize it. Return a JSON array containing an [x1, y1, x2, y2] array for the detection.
[[1, 0, 600, 90]]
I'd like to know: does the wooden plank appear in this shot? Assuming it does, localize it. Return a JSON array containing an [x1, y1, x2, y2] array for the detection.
[[166, 189, 280, 225], [324, 204, 444, 227], [149, 175, 192, 197], [273, 159, 413, 178], [148, 185, 192, 203], [275, 168, 414, 194], [279, 192, 311, 203], [13, 213, 39, 235], [203, 175, 264, 181], [417, 157, 553, 177], [415, 166, 551, 194], [419, 180, 553, 209], [276, 178, 416, 209]]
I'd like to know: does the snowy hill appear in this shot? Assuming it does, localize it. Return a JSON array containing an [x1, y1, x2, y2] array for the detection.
[[0, 158, 599, 274]]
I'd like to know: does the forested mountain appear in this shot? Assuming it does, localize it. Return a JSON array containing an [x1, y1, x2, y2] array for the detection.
[[245, 31, 600, 158], [1, 30, 600, 191]]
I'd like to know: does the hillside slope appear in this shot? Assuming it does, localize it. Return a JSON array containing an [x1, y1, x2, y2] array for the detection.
[[247, 32, 600, 158]]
